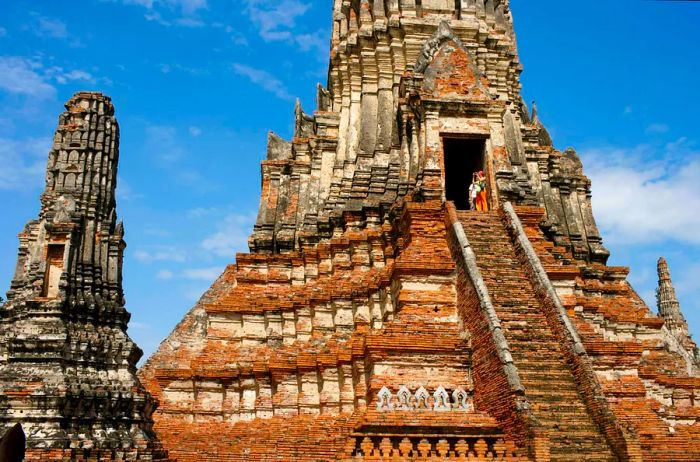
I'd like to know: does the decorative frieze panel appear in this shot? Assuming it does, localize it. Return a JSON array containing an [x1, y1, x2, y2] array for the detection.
[[377, 385, 474, 412]]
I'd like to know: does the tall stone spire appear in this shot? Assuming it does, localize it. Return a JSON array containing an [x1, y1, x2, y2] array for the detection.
[[657, 257, 689, 335], [0, 92, 169, 459]]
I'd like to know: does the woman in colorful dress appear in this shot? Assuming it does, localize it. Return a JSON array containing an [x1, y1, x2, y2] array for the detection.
[[475, 171, 489, 212]]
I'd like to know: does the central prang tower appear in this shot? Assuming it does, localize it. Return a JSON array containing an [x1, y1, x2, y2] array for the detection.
[[140, 1, 700, 461], [249, 0, 607, 264]]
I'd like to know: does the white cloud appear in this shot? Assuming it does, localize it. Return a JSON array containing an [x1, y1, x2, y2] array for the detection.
[[232, 63, 293, 101], [584, 139, 700, 246], [0, 57, 56, 98], [123, 0, 154, 7], [231, 31, 248, 46], [646, 123, 670, 135], [186, 206, 219, 218], [145, 125, 184, 162], [133, 247, 187, 263], [202, 212, 255, 257], [0, 137, 50, 191], [675, 263, 700, 297], [27, 15, 84, 46], [160, 62, 208, 75], [166, 0, 207, 15], [116, 177, 143, 200], [129, 321, 151, 330], [117, 0, 208, 26], [123, 0, 207, 13], [189, 126, 202, 137], [182, 266, 223, 281], [0, 57, 97, 101], [34, 17, 69, 39], [245, 0, 310, 41], [296, 31, 325, 51], [243, 1, 328, 59], [156, 269, 175, 280], [47, 68, 95, 85]]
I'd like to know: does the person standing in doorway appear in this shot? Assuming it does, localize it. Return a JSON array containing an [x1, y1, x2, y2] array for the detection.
[[475, 171, 489, 212], [468, 172, 478, 210]]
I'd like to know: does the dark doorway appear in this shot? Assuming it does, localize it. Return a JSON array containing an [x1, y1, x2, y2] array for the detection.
[[443, 137, 486, 210]]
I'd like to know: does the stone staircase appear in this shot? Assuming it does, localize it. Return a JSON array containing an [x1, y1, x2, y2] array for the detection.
[[457, 211, 616, 461]]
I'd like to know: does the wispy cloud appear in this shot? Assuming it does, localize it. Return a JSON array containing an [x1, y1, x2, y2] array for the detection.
[[182, 266, 223, 281], [155, 269, 175, 280], [27, 14, 84, 47], [45, 67, 95, 85], [0, 56, 98, 101], [646, 123, 670, 135], [584, 138, 700, 246], [159, 63, 208, 76], [0, 57, 56, 98], [232, 63, 293, 101], [145, 125, 184, 162], [211, 22, 249, 46], [0, 137, 50, 191], [201, 212, 255, 257], [141, 123, 219, 193], [189, 126, 202, 137], [116, 177, 143, 201], [295, 31, 328, 58], [243, 0, 328, 60], [133, 246, 187, 263], [116, 0, 208, 27], [0, 27, 7, 37], [244, 0, 310, 41], [34, 16, 69, 39]]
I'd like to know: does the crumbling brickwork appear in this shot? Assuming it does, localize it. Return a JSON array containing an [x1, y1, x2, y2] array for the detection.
[[141, 1, 699, 461], [0, 93, 171, 460], [3, 0, 698, 461]]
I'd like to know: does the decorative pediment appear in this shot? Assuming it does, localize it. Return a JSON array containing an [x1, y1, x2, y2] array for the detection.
[[415, 21, 493, 100]]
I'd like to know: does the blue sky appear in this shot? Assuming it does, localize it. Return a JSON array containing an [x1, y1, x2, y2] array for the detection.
[[0, 1, 698, 360]]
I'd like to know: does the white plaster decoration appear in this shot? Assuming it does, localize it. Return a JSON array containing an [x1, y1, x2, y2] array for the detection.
[[397, 386, 413, 410], [452, 387, 472, 411], [377, 386, 394, 411], [433, 386, 451, 411], [415, 386, 430, 410]]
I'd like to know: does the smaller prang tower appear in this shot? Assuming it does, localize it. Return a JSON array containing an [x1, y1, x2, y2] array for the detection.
[[0, 92, 169, 460], [657, 257, 698, 371]]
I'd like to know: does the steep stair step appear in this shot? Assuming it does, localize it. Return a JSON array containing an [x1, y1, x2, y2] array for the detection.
[[458, 211, 616, 461]]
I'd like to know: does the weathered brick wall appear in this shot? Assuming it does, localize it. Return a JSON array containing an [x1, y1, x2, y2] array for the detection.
[[502, 204, 643, 462], [140, 199, 531, 461], [512, 206, 700, 461]]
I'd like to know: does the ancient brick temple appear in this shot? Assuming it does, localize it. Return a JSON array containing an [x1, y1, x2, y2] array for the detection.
[[0, 93, 171, 460], [3, 1, 700, 462], [137, 1, 700, 461]]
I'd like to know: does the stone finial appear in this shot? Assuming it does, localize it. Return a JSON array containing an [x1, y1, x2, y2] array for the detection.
[[530, 100, 553, 147], [657, 257, 690, 335], [531, 100, 539, 125]]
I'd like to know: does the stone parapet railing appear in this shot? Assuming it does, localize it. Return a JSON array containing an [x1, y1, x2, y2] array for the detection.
[[346, 434, 527, 461]]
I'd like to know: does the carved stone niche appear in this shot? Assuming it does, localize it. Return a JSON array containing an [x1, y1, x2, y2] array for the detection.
[[42, 243, 65, 299]]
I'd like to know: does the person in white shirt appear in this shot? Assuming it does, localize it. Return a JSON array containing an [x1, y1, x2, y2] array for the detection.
[[468, 172, 478, 210]]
